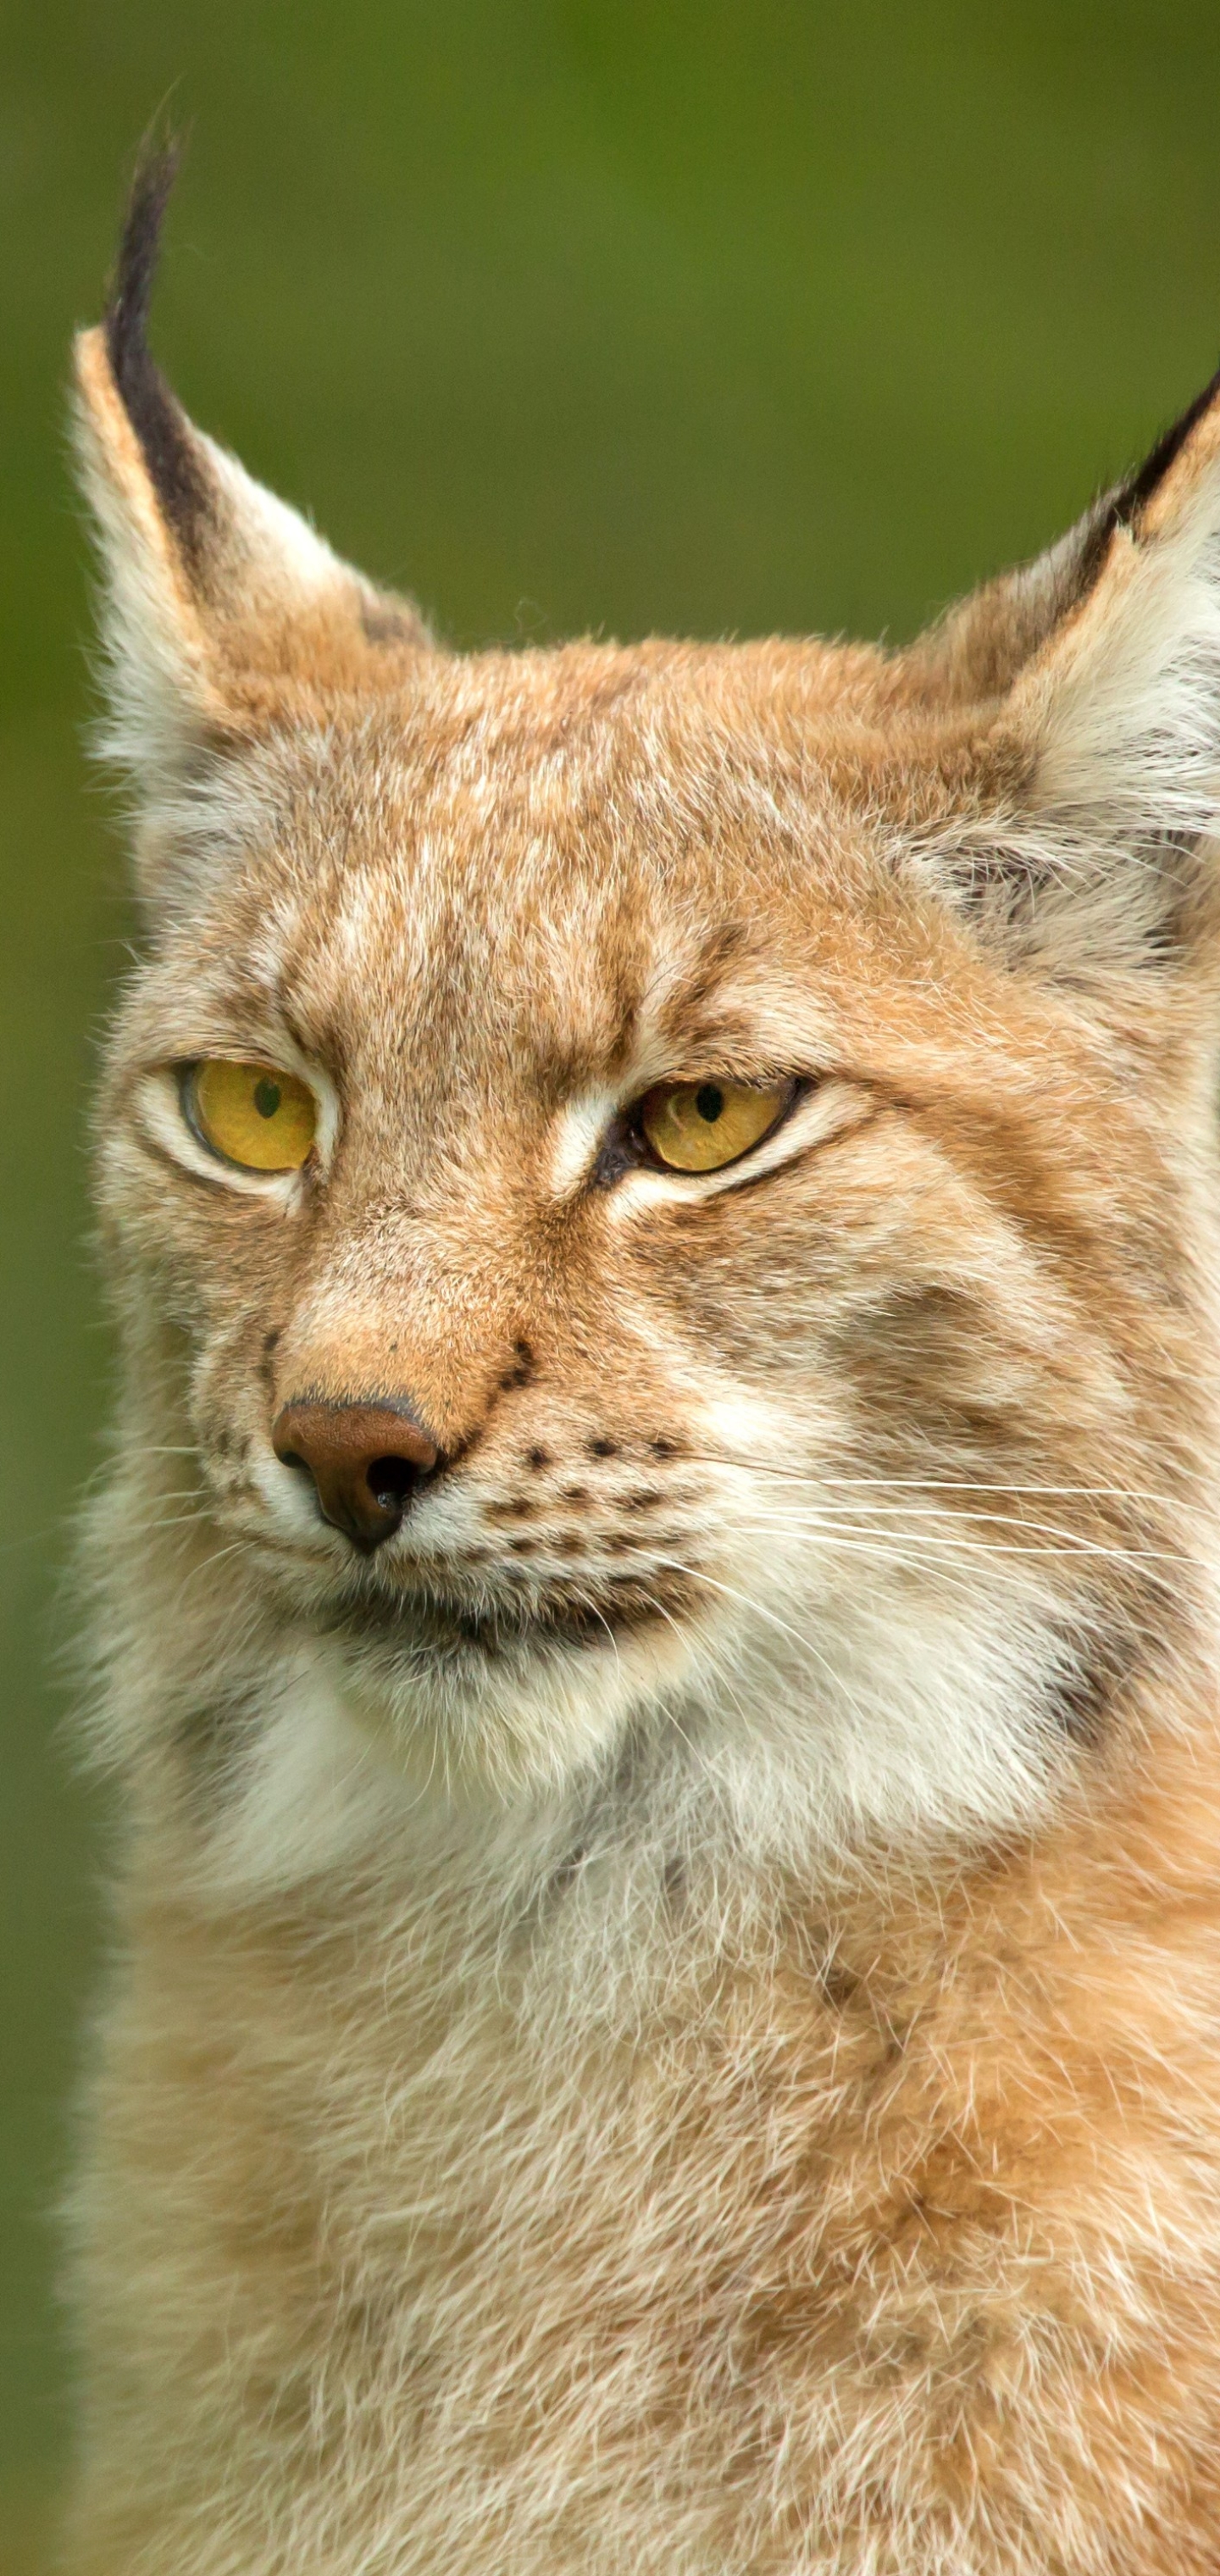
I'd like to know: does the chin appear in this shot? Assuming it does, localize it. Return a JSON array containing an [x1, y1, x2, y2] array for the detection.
[[310, 1579, 705, 1804]]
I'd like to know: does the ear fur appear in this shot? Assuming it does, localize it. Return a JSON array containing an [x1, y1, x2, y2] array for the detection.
[[1023, 389, 1220, 852], [73, 140, 431, 802], [904, 373, 1220, 976]]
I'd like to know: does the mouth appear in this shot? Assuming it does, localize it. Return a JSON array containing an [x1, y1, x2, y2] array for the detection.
[[315, 1568, 700, 1664]]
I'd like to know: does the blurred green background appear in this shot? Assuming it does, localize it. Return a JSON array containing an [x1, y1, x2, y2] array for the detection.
[[6, 0, 1220, 2560]]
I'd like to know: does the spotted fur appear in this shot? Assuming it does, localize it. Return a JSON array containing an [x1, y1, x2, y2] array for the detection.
[[62, 159, 1220, 2573]]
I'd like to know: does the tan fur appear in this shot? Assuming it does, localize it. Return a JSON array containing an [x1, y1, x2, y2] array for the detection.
[[62, 297, 1220, 2572]]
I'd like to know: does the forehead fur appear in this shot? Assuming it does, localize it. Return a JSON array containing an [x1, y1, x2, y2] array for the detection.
[[141, 632, 1043, 1097]]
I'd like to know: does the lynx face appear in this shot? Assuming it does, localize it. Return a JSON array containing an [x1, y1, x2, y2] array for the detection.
[[78, 158, 1220, 1859]]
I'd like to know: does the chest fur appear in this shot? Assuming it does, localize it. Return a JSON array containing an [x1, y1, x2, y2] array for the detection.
[[70, 1817, 1220, 2576]]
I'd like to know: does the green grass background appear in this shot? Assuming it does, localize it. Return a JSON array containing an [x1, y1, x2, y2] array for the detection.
[[6, 0, 1220, 2557]]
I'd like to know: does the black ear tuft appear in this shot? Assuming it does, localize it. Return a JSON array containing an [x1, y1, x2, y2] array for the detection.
[[1111, 362, 1220, 531], [103, 129, 211, 561]]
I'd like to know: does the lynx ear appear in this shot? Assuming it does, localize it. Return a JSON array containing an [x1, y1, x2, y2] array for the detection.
[[73, 142, 430, 796], [1022, 381, 1220, 852], [905, 372, 1220, 973]]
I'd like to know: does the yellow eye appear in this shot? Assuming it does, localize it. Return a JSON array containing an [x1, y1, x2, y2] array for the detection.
[[186, 1060, 318, 1173], [637, 1079, 794, 1174]]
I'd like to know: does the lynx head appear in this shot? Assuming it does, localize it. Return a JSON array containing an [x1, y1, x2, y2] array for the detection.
[[74, 146, 1220, 1874]]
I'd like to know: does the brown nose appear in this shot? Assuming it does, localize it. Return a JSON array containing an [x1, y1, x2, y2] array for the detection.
[[272, 1399, 440, 1553]]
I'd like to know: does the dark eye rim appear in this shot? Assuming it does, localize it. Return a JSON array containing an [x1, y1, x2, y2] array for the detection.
[[596, 1074, 805, 1184], [176, 1059, 319, 1175]]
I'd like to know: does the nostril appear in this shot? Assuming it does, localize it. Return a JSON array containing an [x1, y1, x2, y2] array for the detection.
[[365, 1455, 419, 1509], [271, 1399, 440, 1553]]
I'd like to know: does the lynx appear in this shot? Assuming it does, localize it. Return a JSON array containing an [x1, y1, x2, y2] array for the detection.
[[63, 145, 1220, 2573]]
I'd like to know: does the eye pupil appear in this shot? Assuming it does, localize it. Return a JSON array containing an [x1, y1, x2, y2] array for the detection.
[[187, 1060, 317, 1173], [636, 1076, 795, 1173]]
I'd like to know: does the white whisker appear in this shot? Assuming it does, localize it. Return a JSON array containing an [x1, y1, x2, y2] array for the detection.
[[684, 1454, 1188, 1507], [724, 1512, 1186, 1567]]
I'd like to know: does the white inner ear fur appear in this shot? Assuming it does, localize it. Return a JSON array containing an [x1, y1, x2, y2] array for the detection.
[[205, 436, 351, 602], [907, 464, 1220, 977], [75, 417, 214, 786], [1030, 472, 1220, 852], [74, 336, 358, 794]]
